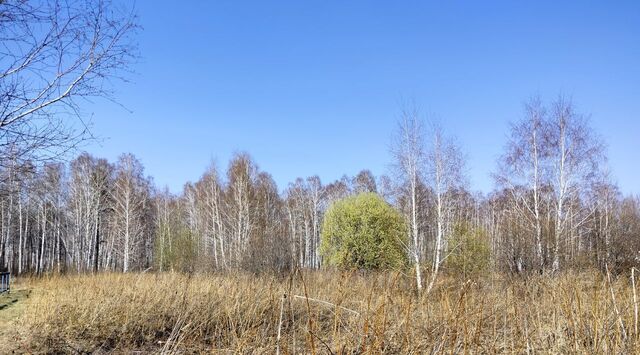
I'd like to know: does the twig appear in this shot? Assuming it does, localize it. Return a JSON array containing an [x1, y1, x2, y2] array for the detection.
[[299, 270, 317, 355], [632, 267, 638, 337], [276, 294, 286, 355], [606, 264, 627, 340], [309, 329, 336, 355]]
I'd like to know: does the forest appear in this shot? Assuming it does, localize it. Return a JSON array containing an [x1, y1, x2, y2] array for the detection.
[[1, 97, 638, 281], [1, 0, 640, 353]]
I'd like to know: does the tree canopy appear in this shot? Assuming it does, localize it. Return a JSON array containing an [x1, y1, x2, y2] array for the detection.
[[320, 193, 408, 270]]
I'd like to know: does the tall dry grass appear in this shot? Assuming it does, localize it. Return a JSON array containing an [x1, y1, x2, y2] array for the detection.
[[6, 270, 640, 353]]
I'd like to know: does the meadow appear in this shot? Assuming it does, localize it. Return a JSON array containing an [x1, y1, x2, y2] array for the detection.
[[1, 270, 639, 353]]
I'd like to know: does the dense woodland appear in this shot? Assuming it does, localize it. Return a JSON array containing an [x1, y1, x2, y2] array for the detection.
[[1, 97, 638, 280]]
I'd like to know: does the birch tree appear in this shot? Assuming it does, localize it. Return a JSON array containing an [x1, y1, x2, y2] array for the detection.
[[112, 153, 149, 272], [390, 104, 426, 293], [496, 98, 548, 271], [425, 124, 466, 293], [496, 97, 605, 272], [353, 170, 377, 194], [285, 176, 324, 269], [154, 188, 174, 272], [547, 98, 604, 271], [0, 0, 138, 166], [224, 153, 257, 267], [195, 163, 226, 269]]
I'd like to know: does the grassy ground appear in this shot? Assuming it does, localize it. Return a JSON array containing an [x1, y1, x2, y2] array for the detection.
[[2, 270, 640, 353], [0, 281, 31, 354]]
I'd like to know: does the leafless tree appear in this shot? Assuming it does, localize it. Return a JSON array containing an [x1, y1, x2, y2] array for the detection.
[[546, 98, 605, 271], [224, 153, 257, 267], [390, 103, 426, 293], [0, 0, 138, 166], [496, 98, 548, 271], [496, 97, 605, 273], [424, 123, 466, 293], [353, 170, 377, 194], [112, 153, 149, 272], [153, 187, 173, 272], [285, 176, 324, 269], [196, 163, 226, 269]]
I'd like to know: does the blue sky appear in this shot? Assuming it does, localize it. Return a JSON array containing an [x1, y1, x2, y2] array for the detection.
[[84, 1, 640, 194]]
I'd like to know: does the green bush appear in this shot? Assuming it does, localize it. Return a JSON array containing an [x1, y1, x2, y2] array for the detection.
[[446, 223, 491, 278], [320, 193, 408, 270]]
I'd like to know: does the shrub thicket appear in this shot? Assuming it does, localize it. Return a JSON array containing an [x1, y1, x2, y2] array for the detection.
[[446, 223, 491, 278]]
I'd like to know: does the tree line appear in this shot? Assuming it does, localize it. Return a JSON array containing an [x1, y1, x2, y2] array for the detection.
[[0, 97, 638, 279]]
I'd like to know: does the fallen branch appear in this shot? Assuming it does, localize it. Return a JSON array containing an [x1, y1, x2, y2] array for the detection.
[[291, 295, 361, 317]]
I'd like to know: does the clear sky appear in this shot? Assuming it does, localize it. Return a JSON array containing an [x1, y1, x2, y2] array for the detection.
[[84, 1, 640, 195]]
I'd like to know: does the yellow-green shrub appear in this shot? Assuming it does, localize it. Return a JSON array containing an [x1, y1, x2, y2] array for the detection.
[[320, 193, 408, 270]]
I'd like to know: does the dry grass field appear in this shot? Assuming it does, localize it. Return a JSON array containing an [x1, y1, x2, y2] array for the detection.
[[1, 270, 640, 353]]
